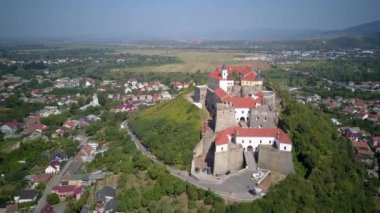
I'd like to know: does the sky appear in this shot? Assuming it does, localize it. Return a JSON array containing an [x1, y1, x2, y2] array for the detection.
[[0, 0, 380, 40]]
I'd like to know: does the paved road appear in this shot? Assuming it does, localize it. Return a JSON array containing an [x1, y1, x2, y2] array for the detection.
[[33, 159, 74, 213], [124, 121, 258, 202]]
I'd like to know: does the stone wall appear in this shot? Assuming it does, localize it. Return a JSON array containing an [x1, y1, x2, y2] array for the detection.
[[263, 91, 276, 110], [213, 143, 244, 175], [257, 145, 294, 175], [193, 85, 208, 103], [249, 105, 276, 128], [214, 103, 236, 132], [226, 85, 242, 97], [242, 84, 262, 97]]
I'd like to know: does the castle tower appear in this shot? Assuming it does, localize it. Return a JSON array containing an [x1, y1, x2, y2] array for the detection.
[[214, 102, 236, 132], [221, 65, 228, 80]]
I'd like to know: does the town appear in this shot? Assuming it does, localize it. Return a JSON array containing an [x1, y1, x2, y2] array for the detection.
[[0, 62, 192, 212], [1, 1, 380, 211]]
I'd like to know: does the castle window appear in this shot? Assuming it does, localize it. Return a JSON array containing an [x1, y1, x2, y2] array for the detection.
[[242, 140, 244, 143], [242, 110, 244, 113], [221, 147, 223, 151], [284, 146, 287, 150], [264, 117, 267, 121], [249, 140, 251, 144], [260, 140, 262, 144], [269, 140, 271, 144]]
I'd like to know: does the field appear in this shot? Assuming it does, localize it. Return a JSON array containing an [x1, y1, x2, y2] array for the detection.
[[105, 48, 269, 73]]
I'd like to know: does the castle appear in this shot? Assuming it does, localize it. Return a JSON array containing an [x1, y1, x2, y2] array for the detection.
[[194, 65, 293, 176]]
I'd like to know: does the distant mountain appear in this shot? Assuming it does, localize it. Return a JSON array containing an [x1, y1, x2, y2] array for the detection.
[[324, 20, 380, 37], [197, 21, 380, 41]]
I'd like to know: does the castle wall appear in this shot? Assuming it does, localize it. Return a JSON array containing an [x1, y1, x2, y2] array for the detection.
[[226, 85, 241, 97], [242, 84, 262, 97], [214, 103, 236, 132], [249, 106, 276, 128], [263, 91, 276, 110], [213, 144, 243, 175], [258, 145, 294, 175], [193, 85, 207, 103]]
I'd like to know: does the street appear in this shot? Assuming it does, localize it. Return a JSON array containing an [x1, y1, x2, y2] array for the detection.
[[125, 121, 258, 202], [33, 159, 74, 213]]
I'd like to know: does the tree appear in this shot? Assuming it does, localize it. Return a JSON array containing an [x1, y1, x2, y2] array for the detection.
[[47, 193, 60, 205]]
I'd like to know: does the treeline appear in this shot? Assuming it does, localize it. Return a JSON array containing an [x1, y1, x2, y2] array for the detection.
[[129, 90, 202, 169], [229, 83, 376, 212], [0, 139, 52, 202], [293, 57, 380, 82]]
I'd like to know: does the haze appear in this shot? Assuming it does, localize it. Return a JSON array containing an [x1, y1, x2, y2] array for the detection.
[[1, 0, 380, 40]]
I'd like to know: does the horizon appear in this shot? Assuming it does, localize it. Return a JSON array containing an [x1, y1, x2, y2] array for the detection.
[[1, 0, 380, 41]]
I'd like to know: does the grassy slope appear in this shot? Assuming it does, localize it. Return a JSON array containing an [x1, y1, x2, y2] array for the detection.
[[228, 81, 376, 212], [129, 89, 201, 168]]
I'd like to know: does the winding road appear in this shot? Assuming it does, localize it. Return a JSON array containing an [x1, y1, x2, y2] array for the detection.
[[124, 121, 258, 202]]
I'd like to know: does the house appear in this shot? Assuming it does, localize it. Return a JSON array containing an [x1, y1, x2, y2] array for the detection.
[[40, 204, 55, 213], [21, 123, 48, 135], [342, 127, 361, 141], [51, 185, 83, 201], [63, 120, 81, 130], [160, 91, 172, 100], [354, 112, 368, 120], [95, 186, 117, 213], [112, 103, 136, 113], [24, 115, 41, 127], [352, 141, 374, 161], [31, 174, 51, 188], [85, 78, 95, 87], [37, 106, 61, 117], [45, 161, 60, 174], [75, 144, 94, 162], [14, 189, 39, 203], [55, 128, 66, 137], [0, 121, 19, 135]]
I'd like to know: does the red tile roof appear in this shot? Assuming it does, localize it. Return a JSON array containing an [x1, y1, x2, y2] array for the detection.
[[29, 123, 48, 131], [241, 71, 257, 81], [48, 160, 60, 170], [352, 141, 369, 149], [52, 185, 76, 193], [3, 121, 17, 129], [80, 144, 93, 156], [214, 88, 229, 101], [208, 65, 256, 81], [208, 69, 222, 80], [224, 97, 258, 108], [73, 185, 83, 195], [215, 127, 235, 145]]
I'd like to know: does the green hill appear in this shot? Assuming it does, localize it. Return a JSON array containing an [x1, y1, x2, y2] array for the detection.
[[129, 90, 202, 168], [229, 85, 376, 212]]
